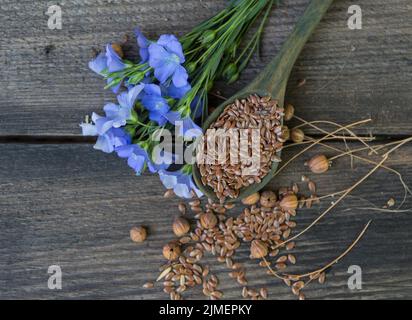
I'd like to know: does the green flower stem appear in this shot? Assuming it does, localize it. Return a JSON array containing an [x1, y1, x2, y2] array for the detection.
[[236, 0, 275, 68]]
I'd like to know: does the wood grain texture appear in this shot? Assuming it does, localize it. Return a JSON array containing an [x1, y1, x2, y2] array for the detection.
[[0, 0, 411, 136], [1, 143, 411, 299]]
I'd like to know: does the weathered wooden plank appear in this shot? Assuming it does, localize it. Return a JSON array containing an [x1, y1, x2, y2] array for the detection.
[[0, 142, 411, 299], [0, 0, 411, 136]]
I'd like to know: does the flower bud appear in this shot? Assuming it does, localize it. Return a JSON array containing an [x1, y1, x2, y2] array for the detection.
[[173, 217, 190, 237], [206, 80, 214, 92], [250, 240, 268, 259], [227, 73, 239, 84], [291, 128, 305, 143], [223, 63, 238, 80], [284, 104, 295, 121], [260, 191, 277, 208], [241, 192, 260, 206], [201, 30, 216, 44], [280, 194, 298, 211], [186, 62, 197, 74], [162, 241, 181, 261], [130, 226, 147, 243], [306, 154, 330, 174], [278, 126, 290, 143], [200, 212, 218, 229]]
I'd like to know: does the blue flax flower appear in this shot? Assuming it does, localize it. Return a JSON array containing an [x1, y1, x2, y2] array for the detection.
[[88, 44, 126, 93], [94, 128, 131, 153], [141, 84, 170, 126], [166, 83, 191, 100], [88, 52, 107, 76], [81, 121, 131, 154], [105, 44, 125, 73], [134, 28, 151, 62], [116, 144, 148, 175], [116, 144, 172, 175], [165, 111, 203, 139], [149, 35, 188, 88], [159, 169, 203, 199], [93, 84, 144, 135]]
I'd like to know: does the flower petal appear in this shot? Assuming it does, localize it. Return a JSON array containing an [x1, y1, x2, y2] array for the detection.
[[148, 111, 168, 126], [117, 84, 145, 109], [106, 44, 125, 72], [167, 83, 191, 99], [80, 123, 98, 136], [141, 95, 169, 114], [154, 61, 177, 84], [159, 170, 179, 189], [172, 65, 189, 88], [143, 84, 162, 96], [103, 103, 121, 118], [94, 117, 114, 135], [134, 28, 151, 62], [88, 53, 107, 75], [157, 35, 185, 62], [127, 153, 146, 175], [116, 144, 134, 158], [165, 111, 182, 125], [148, 43, 170, 68], [94, 134, 114, 153]]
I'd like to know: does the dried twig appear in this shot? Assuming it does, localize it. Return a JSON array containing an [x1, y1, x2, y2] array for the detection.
[[293, 116, 377, 154], [283, 220, 372, 279], [274, 155, 387, 250], [275, 119, 372, 177]]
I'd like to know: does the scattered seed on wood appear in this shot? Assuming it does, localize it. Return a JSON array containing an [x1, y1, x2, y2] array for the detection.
[[178, 202, 187, 214], [143, 282, 154, 289], [387, 198, 395, 207], [242, 287, 248, 298], [276, 263, 287, 270], [319, 272, 326, 284], [260, 288, 268, 299], [157, 267, 172, 282], [308, 181, 316, 194], [164, 189, 174, 198], [286, 242, 296, 251], [277, 255, 287, 263]]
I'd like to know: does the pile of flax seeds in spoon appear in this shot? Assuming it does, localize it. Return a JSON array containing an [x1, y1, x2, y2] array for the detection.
[[197, 94, 285, 203], [138, 96, 330, 300]]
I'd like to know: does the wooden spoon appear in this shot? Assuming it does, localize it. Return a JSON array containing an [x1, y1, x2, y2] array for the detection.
[[192, 0, 334, 202]]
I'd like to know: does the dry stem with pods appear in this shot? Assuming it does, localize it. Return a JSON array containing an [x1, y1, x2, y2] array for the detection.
[[137, 103, 412, 300]]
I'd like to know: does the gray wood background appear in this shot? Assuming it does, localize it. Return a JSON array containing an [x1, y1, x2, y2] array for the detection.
[[0, 0, 411, 299]]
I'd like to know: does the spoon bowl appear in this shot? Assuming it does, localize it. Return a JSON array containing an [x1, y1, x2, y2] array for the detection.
[[192, 0, 334, 202]]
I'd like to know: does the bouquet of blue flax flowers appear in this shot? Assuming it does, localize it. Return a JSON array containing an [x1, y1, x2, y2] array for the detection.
[[81, 0, 277, 199]]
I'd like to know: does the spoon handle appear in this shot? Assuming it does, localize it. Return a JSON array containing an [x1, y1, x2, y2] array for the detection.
[[246, 0, 334, 100]]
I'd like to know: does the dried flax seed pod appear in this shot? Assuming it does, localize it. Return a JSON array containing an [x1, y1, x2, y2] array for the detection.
[[280, 194, 298, 211], [200, 212, 218, 229], [173, 217, 190, 237], [284, 104, 295, 121], [306, 154, 330, 174], [241, 192, 260, 206], [250, 240, 268, 259], [163, 242, 181, 261], [291, 128, 305, 143], [260, 191, 277, 208], [130, 226, 147, 243]]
